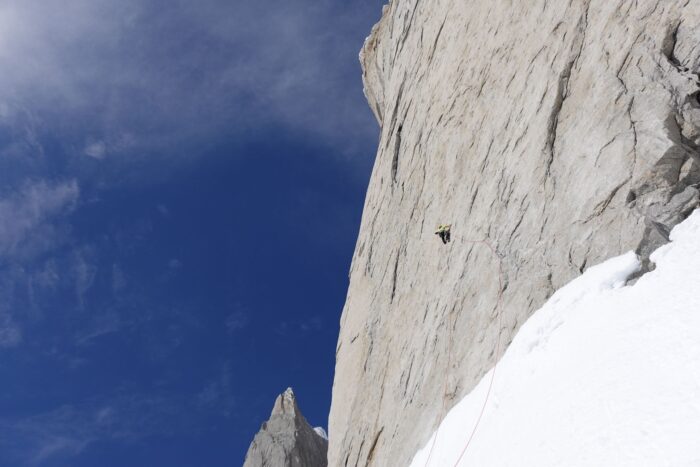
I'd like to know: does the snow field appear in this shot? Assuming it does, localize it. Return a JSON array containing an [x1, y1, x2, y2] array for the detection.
[[411, 210, 700, 467]]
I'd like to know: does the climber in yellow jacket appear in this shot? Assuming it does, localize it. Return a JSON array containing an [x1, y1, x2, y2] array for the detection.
[[435, 224, 451, 244]]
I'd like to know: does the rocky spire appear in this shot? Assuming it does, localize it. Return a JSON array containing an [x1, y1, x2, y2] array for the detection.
[[243, 388, 328, 467]]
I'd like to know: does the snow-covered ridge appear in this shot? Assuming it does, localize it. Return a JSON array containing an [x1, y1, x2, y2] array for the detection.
[[410, 210, 700, 467], [314, 427, 328, 440]]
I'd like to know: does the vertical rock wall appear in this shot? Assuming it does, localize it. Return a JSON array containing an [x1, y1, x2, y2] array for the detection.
[[329, 1, 700, 466]]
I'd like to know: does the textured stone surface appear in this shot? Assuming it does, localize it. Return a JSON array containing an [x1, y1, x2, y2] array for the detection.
[[329, 1, 700, 466], [244, 388, 328, 467]]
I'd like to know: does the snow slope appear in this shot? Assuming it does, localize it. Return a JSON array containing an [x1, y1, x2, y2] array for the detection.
[[410, 210, 700, 467]]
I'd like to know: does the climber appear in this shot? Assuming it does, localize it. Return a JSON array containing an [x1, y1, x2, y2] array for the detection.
[[435, 224, 451, 244]]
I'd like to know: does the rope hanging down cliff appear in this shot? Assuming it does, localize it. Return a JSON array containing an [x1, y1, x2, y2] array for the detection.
[[424, 237, 505, 467]]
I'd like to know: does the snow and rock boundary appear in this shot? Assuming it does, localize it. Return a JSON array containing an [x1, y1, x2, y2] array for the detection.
[[410, 210, 700, 467]]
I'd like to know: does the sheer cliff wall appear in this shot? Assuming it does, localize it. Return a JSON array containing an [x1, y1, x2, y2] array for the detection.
[[329, 1, 700, 466]]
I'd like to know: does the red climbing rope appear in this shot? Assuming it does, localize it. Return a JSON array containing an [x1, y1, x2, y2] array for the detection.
[[423, 239, 505, 467]]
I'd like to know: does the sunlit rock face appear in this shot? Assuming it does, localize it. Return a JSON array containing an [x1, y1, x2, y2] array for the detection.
[[329, 1, 700, 466], [244, 388, 328, 467]]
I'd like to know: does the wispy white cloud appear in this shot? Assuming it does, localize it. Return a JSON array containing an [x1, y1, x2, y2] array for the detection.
[[0, 180, 79, 259], [300, 315, 323, 333], [0, 391, 209, 465], [0, 0, 381, 170], [196, 362, 236, 417], [156, 204, 169, 217], [74, 311, 121, 346], [111, 263, 126, 293], [0, 314, 21, 347], [157, 258, 183, 283], [30, 436, 90, 466], [225, 307, 249, 333], [72, 246, 97, 311], [83, 140, 106, 159], [33, 259, 61, 290], [0, 180, 79, 345]]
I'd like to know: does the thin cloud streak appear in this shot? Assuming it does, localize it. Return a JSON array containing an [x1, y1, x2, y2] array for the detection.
[[0, 180, 79, 259], [0, 391, 204, 466]]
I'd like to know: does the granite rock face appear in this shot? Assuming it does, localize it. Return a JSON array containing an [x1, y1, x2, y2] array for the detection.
[[329, 1, 700, 466], [244, 388, 328, 467]]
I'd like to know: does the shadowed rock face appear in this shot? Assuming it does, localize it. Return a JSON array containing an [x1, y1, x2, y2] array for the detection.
[[329, 1, 700, 466], [244, 388, 328, 467]]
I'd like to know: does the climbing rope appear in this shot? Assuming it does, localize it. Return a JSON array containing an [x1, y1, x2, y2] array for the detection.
[[423, 239, 505, 467]]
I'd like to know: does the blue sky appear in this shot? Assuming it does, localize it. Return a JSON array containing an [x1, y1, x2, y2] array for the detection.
[[0, 1, 382, 465]]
